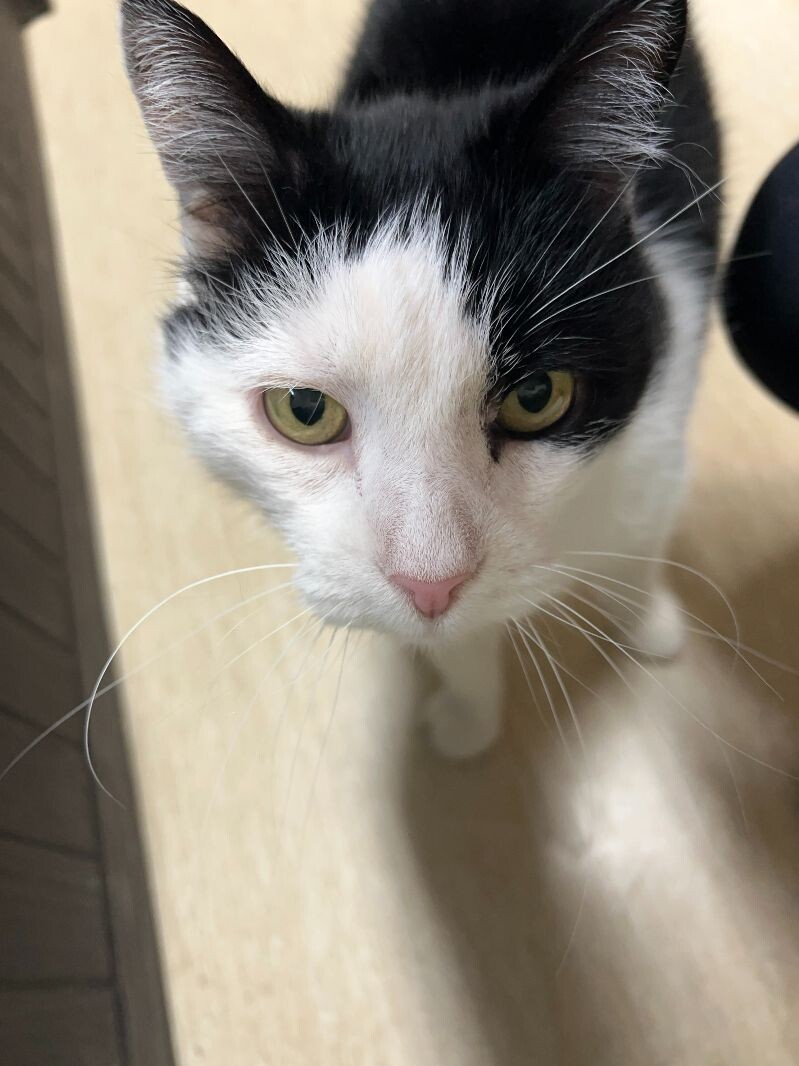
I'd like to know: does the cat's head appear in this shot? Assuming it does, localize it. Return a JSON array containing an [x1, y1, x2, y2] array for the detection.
[[122, 0, 692, 644]]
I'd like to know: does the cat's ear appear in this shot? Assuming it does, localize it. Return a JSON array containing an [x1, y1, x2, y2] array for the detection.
[[491, 0, 687, 177], [121, 0, 304, 256]]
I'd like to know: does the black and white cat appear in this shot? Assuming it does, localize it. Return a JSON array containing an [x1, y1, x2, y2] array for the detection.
[[121, 0, 721, 758]]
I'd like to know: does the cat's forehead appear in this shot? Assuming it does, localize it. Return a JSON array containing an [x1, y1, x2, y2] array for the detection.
[[252, 219, 491, 408]]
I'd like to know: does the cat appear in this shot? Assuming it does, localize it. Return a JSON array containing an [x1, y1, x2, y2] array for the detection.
[[120, 0, 721, 759]]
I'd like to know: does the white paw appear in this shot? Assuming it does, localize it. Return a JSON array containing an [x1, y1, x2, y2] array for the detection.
[[424, 687, 501, 760], [629, 586, 685, 660]]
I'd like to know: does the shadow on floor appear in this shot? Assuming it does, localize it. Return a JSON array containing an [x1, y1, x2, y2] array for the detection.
[[395, 531, 799, 1064]]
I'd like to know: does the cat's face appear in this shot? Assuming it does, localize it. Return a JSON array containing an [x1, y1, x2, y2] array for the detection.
[[123, 0, 694, 645], [164, 217, 599, 642]]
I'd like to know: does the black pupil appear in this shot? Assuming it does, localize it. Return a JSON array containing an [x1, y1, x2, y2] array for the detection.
[[289, 389, 326, 426], [517, 373, 552, 413]]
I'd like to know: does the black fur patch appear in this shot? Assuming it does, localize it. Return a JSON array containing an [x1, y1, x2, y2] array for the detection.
[[128, 0, 721, 447]]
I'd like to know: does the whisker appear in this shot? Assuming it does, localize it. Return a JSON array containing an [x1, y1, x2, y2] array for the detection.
[[268, 612, 337, 834], [216, 152, 284, 253], [547, 593, 753, 836], [719, 743, 751, 839], [217, 581, 296, 643], [520, 619, 596, 978], [524, 179, 724, 332], [507, 623, 551, 733], [525, 588, 645, 654], [566, 549, 739, 641], [531, 594, 691, 771], [531, 620, 587, 753], [192, 605, 315, 741], [530, 177, 635, 308], [198, 610, 318, 849], [257, 156, 302, 256], [278, 626, 341, 854], [297, 627, 352, 862], [0, 568, 296, 791], [522, 596, 640, 701], [565, 586, 642, 640], [523, 269, 683, 338], [525, 188, 592, 289], [556, 876, 589, 981], [191, 264, 241, 297], [515, 617, 604, 703], [513, 621, 573, 764], [536, 592, 799, 782], [553, 561, 783, 697], [83, 563, 297, 805]]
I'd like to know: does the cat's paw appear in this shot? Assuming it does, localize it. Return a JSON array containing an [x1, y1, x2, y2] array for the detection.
[[629, 586, 685, 660], [424, 687, 501, 760]]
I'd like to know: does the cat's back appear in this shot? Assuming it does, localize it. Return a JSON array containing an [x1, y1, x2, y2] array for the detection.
[[341, 0, 624, 101]]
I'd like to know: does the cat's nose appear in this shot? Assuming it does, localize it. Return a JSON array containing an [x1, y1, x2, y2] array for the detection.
[[390, 572, 471, 619]]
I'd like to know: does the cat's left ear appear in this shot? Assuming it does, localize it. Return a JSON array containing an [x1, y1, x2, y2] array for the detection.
[[488, 0, 688, 177], [121, 0, 306, 256]]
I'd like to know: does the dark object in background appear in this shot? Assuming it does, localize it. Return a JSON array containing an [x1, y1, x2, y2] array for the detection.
[[724, 142, 799, 412]]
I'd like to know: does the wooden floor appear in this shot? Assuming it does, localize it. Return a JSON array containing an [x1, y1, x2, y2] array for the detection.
[[25, 0, 799, 1063]]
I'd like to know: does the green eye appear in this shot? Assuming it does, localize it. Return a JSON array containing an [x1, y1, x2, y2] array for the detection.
[[263, 387, 349, 446], [496, 371, 575, 435]]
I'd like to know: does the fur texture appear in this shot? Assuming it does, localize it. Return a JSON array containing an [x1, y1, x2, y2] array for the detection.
[[121, 0, 721, 755]]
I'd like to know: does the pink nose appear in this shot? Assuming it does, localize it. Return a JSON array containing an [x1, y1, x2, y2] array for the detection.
[[390, 572, 470, 619]]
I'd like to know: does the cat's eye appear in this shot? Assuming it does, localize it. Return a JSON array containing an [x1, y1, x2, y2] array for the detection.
[[496, 371, 575, 435], [263, 387, 350, 446]]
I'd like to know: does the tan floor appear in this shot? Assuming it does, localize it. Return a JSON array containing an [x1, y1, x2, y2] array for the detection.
[[26, 1, 799, 1063]]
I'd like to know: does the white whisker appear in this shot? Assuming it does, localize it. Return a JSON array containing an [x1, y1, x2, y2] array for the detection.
[[257, 155, 302, 256], [524, 179, 724, 332], [198, 609, 318, 849], [216, 152, 282, 250], [298, 627, 352, 862], [268, 612, 337, 834], [526, 188, 592, 289], [507, 623, 550, 733], [532, 619, 586, 752], [218, 581, 295, 643], [548, 593, 753, 836], [530, 177, 634, 308], [278, 626, 341, 856], [566, 549, 739, 641], [534, 592, 799, 783], [554, 561, 782, 698], [523, 269, 679, 337], [515, 616, 604, 703], [83, 563, 296, 805], [520, 618, 595, 977], [556, 876, 589, 981], [514, 620, 573, 763], [0, 567, 296, 793], [522, 595, 640, 701]]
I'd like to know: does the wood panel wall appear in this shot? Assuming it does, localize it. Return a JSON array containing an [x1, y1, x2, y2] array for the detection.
[[0, 3, 174, 1063]]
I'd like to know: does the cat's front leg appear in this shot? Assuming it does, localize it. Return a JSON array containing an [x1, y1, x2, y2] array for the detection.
[[589, 552, 686, 661], [627, 578, 685, 660], [424, 627, 503, 760]]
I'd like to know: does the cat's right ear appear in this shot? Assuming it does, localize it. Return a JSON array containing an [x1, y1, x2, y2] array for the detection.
[[482, 0, 688, 182], [121, 0, 304, 256]]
